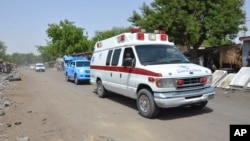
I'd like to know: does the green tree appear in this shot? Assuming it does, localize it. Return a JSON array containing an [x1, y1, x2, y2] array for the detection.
[[41, 19, 89, 61], [128, 0, 246, 62], [37, 45, 57, 62], [5, 53, 41, 66], [0, 40, 7, 59], [90, 27, 130, 50]]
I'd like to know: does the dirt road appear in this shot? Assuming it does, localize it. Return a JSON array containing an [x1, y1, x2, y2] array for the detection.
[[1, 68, 250, 141]]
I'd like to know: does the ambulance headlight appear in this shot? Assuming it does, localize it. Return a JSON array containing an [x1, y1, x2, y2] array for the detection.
[[78, 69, 84, 73], [156, 78, 174, 88]]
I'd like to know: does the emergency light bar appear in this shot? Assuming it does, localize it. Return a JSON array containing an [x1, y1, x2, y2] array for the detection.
[[96, 42, 102, 48], [129, 28, 166, 34], [116, 30, 168, 42], [117, 34, 125, 42], [137, 32, 144, 40], [161, 34, 167, 41]]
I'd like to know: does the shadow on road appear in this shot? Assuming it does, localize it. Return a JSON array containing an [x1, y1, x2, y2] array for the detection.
[[157, 106, 213, 120], [92, 90, 213, 120]]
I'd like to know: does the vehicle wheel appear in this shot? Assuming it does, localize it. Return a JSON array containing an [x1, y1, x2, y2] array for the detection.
[[74, 75, 79, 85], [97, 80, 108, 98], [65, 73, 69, 82], [192, 101, 208, 109], [137, 89, 159, 118]]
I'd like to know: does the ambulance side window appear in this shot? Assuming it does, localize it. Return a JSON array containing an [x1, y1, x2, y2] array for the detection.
[[111, 48, 121, 66], [123, 47, 135, 67], [106, 50, 113, 66]]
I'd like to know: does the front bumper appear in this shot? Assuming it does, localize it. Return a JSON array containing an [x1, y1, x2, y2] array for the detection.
[[36, 69, 45, 72], [77, 74, 90, 80], [154, 87, 215, 108]]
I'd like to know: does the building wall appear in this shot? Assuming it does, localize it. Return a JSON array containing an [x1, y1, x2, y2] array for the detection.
[[200, 44, 242, 72], [242, 41, 250, 67]]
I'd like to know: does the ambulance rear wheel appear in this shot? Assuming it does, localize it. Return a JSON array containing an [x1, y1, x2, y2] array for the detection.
[[97, 80, 108, 98], [137, 89, 159, 118]]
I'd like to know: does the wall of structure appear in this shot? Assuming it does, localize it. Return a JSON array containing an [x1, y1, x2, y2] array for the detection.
[[242, 41, 250, 67]]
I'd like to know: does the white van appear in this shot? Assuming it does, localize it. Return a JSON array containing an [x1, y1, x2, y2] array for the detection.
[[90, 29, 215, 118], [35, 63, 45, 72]]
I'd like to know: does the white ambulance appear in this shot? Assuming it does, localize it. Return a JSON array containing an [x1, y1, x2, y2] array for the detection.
[[90, 29, 215, 118]]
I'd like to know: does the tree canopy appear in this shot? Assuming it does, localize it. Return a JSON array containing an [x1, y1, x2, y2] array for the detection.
[[128, 0, 246, 61], [90, 27, 130, 48], [0, 40, 7, 59], [37, 24, 129, 61], [38, 19, 90, 61]]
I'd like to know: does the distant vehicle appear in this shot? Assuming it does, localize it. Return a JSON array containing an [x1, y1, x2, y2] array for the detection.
[[35, 63, 45, 72], [29, 64, 35, 70], [64, 55, 90, 85]]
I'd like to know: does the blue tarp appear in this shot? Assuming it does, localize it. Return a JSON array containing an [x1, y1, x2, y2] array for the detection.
[[63, 55, 87, 62]]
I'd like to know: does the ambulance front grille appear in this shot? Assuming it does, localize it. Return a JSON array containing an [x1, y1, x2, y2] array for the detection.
[[176, 77, 204, 90]]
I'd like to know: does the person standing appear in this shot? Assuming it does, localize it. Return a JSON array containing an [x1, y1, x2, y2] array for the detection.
[[198, 54, 204, 66]]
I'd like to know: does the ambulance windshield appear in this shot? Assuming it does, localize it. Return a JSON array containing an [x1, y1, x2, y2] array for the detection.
[[135, 45, 190, 65]]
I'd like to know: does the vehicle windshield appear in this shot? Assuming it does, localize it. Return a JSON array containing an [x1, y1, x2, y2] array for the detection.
[[36, 65, 44, 67], [76, 61, 90, 67], [135, 44, 190, 65]]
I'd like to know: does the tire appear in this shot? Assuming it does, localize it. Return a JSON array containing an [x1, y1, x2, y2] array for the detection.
[[192, 101, 208, 109], [74, 75, 79, 85], [137, 89, 159, 118], [96, 80, 108, 98], [65, 73, 69, 82]]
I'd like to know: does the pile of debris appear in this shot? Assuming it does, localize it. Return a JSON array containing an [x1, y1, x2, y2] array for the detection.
[[0, 71, 24, 140]]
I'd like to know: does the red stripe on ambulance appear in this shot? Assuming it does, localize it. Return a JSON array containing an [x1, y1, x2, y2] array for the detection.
[[90, 65, 162, 77]]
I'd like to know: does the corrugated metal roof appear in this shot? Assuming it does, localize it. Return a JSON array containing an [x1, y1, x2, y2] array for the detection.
[[239, 36, 250, 41]]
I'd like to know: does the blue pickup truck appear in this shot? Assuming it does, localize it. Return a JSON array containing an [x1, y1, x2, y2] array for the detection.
[[64, 55, 90, 85]]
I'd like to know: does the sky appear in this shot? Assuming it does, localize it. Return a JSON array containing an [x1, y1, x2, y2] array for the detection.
[[0, 0, 250, 55]]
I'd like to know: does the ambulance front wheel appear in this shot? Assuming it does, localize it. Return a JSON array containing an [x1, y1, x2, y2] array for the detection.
[[137, 89, 159, 118], [97, 80, 108, 98]]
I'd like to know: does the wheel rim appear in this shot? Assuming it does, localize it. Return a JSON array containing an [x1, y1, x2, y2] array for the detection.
[[75, 76, 78, 83], [97, 82, 103, 95], [139, 95, 150, 113]]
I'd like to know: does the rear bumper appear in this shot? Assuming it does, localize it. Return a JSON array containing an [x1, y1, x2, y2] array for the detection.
[[154, 87, 215, 108]]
